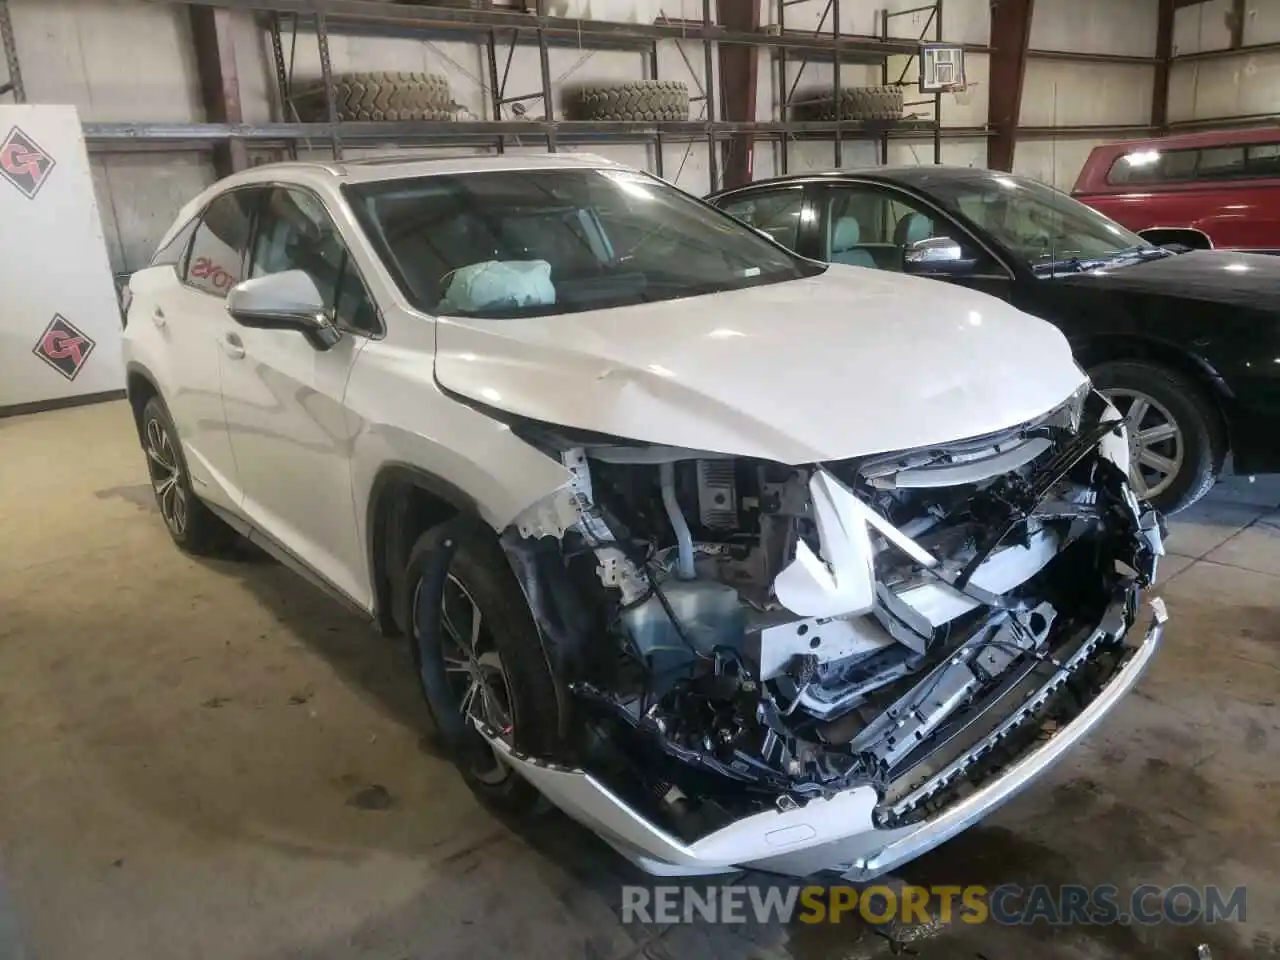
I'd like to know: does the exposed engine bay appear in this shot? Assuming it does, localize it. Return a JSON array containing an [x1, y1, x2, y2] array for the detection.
[[492, 389, 1165, 853]]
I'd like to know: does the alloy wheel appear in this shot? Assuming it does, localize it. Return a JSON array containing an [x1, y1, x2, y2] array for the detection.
[[144, 418, 188, 536], [436, 573, 514, 785], [1102, 388, 1184, 501]]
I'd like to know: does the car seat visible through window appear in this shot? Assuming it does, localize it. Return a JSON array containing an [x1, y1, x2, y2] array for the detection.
[[829, 216, 876, 268], [894, 212, 935, 248]]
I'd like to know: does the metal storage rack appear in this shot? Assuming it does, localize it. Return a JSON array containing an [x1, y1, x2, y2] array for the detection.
[[66, 0, 958, 192], [770, 0, 944, 174], [0, 0, 24, 101], [881, 0, 944, 166]]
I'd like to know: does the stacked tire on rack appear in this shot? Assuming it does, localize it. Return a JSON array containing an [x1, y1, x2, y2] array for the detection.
[[293, 71, 455, 122], [794, 85, 905, 121], [566, 81, 691, 121]]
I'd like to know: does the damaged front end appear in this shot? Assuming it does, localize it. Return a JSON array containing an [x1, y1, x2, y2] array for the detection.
[[481, 390, 1168, 879]]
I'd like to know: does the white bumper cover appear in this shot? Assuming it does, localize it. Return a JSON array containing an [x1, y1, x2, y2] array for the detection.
[[483, 595, 1166, 879]]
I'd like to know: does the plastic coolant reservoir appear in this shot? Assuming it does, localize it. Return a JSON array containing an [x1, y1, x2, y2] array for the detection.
[[620, 578, 747, 674]]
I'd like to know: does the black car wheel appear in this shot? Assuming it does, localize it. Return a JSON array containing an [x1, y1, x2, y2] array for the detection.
[[404, 517, 562, 814], [140, 396, 240, 555], [1090, 361, 1223, 514]]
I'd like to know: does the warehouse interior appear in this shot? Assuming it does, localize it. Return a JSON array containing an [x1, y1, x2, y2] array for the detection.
[[2, 1, 1280, 958]]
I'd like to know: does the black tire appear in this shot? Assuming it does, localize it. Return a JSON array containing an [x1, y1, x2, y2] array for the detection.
[[795, 85, 905, 121], [569, 80, 690, 121], [139, 396, 241, 556], [292, 71, 453, 122], [1089, 361, 1224, 515], [403, 516, 561, 814]]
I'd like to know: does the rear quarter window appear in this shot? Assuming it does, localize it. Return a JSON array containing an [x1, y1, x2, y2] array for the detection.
[[149, 218, 198, 270]]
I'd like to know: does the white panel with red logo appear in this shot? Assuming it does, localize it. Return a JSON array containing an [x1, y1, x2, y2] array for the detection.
[[0, 105, 125, 410]]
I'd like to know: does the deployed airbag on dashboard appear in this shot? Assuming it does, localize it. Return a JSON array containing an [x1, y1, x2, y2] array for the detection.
[[439, 259, 556, 314]]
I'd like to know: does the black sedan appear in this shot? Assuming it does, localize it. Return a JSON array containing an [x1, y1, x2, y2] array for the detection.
[[707, 167, 1280, 513]]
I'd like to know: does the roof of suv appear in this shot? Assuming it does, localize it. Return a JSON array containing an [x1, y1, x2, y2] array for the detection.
[[228, 152, 622, 187], [156, 152, 632, 255]]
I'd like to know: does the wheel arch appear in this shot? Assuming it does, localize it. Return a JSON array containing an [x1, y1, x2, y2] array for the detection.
[[1075, 333, 1232, 466], [124, 361, 162, 443], [366, 463, 484, 638], [1137, 227, 1214, 250]]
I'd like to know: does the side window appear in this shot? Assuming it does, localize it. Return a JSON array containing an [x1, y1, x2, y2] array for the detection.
[[249, 187, 378, 335], [1108, 143, 1280, 185], [819, 185, 993, 273], [1107, 150, 1166, 185], [1107, 147, 1195, 185], [717, 188, 806, 252], [150, 218, 199, 270], [1196, 146, 1247, 180], [184, 190, 258, 298], [1246, 143, 1280, 176], [1161, 150, 1198, 180]]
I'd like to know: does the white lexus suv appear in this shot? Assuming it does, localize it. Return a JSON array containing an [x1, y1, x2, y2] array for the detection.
[[123, 154, 1167, 880]]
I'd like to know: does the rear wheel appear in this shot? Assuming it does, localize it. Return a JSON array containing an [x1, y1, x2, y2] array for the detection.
[[1089, 361, 1222, 514], [140, 396, 240, 555], [404, 517, 561, 814]]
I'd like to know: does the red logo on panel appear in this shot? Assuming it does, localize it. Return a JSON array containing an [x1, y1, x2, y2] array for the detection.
[[33, 315, 96, 381], [0, 126, 56, 199]]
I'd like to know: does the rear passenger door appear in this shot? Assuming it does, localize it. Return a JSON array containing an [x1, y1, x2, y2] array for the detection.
[[715, 185, 819, 259], [217, 185, 379, 608], [152, 187, 263, 513]]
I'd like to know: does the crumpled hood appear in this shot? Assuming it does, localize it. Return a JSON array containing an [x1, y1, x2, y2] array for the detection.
[[433, 265, 1086, 464]]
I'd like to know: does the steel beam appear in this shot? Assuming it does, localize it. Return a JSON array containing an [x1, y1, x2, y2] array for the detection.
[[986, 0, 1034, 172], [189, 5, 249, 173], [80, 119, 950, 143], [1153, 0, 1174, 129], [1228, 0, 1246, 49], [151, 0, 918, 57], [716, 0, 758, 187], [1174, 40, 1280, 62]]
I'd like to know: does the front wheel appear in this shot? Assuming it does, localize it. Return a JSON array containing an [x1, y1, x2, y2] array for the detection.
[[403, 517, 562, 814], [1089, 361, 1223, 515]]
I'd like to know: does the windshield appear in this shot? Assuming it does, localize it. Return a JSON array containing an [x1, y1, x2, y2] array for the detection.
[[345, 167, 822, 317], [924, 172, 1159, 276]]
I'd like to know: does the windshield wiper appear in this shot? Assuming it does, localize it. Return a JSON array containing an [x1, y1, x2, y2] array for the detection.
[[1031, 257, 1086, 277], [1108, 244, 1171, 262], [1033, 244, 1171, 277]]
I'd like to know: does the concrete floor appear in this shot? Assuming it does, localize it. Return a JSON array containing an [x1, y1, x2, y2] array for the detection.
[[1, 400, 1278, 960]]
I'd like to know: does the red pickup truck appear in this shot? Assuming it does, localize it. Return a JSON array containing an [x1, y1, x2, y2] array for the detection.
[[1072, 128, 1280, 254]]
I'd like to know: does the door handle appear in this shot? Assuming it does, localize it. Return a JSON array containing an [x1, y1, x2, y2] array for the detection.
[[222, 331, 245, 360], [151, 307, 166, 328]]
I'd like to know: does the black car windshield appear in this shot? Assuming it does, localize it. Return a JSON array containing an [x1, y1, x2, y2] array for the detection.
[[923, 172, 1162, 276], [345, 167, 822, 317]]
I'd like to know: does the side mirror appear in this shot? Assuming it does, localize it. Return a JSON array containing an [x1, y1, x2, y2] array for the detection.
[[226, 270, 342, 351], [903, 236, 977, 276]]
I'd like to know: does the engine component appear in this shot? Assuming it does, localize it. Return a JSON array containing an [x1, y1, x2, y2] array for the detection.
[[849, 601, 1058, 770], [660, 461, 696, 580], [696, 460, 738, 530], [621, 577, 746, 677], [494, 392, 1162, 859]]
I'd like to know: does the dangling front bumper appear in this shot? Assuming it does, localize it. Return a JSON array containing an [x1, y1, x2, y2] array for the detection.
[[481, 591, 1166, 879]]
